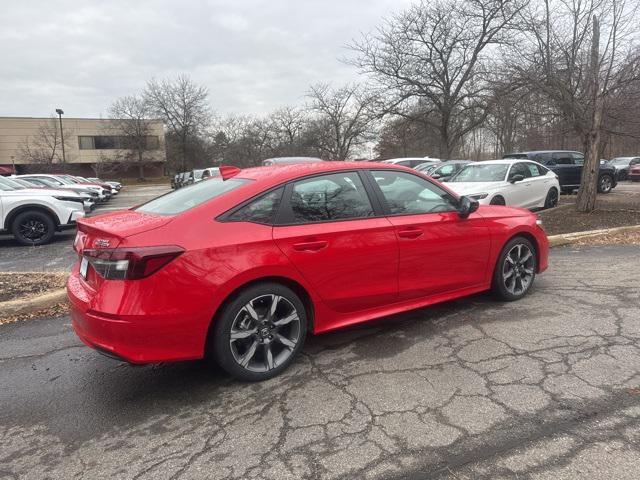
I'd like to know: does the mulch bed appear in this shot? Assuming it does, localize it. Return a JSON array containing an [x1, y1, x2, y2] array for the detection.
[[0, 273, 69, 325], [0, 273, 68, 303], [540, 189, 640, 235], [570, 230, 640, 246]]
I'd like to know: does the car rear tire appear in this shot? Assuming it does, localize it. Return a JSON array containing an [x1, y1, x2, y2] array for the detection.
[[598, 174, 613, 194], [491, 237, 537, 301], [11, 210, 56, 246], [543, 188, 559, 209], [210, 283, 308, 381], [490, 196, 506, 206]]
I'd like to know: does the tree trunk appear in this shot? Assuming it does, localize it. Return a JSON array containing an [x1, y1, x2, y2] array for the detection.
[[576, 16, 602, 213], [138, 150, 145, 181]]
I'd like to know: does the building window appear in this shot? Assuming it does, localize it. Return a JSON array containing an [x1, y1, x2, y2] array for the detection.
[[78, 136, 94, 149], [78, 135, 161, 150]]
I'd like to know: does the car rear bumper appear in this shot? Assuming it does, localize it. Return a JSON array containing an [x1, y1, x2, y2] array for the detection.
[[67, 270, 206, 364]]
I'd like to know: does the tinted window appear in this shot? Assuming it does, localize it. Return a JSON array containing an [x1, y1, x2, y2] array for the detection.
[[571, 153, 584, 166], [288, 172, 373, 223], [553, 153, 574, 165], [136, 178, 247, 215], [229, 188, 283, 224], [532, 153, 552, 164], [372, 170, 458, 215], [510, 163, 532, 179]]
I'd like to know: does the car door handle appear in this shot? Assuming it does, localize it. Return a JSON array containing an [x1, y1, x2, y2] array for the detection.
[[398, 229, 423, 239], [293, 240, 328, 252]]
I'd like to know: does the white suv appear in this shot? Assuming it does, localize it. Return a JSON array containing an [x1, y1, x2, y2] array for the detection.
[[0, 176, 85, 245], [17, 174, 110, 201]]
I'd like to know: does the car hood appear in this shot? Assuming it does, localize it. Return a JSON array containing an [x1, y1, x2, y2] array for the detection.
[[445, 181, 504, 195], [0, 188, 80, 198]]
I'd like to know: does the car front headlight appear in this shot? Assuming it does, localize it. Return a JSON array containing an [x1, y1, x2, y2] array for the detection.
[[469, 193, 489, 200]]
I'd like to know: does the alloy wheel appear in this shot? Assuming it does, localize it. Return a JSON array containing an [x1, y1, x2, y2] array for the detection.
[[229, 294, 301, 373], [600, 176, 612, 193], [502, 244, 535, 295], [18, 218, 48, 242]]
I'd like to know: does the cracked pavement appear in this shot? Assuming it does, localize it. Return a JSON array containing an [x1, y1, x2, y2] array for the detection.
[[1, 245, 639, 479]]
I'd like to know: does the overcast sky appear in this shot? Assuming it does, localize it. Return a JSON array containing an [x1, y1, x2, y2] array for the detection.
[[1, 0, 412, 119]]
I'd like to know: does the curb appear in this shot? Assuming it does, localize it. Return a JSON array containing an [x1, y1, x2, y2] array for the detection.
[[0, 289, 67, 317], [547, 224, 640, 247]]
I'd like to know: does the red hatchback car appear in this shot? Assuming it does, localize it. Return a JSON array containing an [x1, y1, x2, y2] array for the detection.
[[68, 162, 548, 381]]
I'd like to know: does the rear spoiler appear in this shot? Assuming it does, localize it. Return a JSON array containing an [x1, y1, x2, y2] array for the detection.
[[76, 219, 124, 241]]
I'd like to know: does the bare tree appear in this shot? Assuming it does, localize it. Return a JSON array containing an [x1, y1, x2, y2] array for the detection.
[[350, 0, 528, 159], [508, 0, 640, 211], [306, 83, 379, 159], [18, 116, 73, 168], [108, 94, 157, 180], [144, 74, 211, 172]]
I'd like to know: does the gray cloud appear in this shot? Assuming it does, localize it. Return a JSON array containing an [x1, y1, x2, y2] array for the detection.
[[0, 0, 412, 118]]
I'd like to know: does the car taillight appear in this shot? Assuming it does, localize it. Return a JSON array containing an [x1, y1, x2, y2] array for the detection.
[[83, 246, 184, 280]]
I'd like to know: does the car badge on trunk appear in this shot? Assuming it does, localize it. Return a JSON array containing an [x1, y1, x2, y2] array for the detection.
[[94, 239, 110, 248]]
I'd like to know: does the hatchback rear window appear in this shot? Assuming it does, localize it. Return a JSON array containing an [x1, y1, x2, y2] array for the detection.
[[136, 178, 247, 215]]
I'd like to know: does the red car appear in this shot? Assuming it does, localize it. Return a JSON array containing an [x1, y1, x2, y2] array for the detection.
[[68, 162, 548, 381], [629, 161, 640, 182]]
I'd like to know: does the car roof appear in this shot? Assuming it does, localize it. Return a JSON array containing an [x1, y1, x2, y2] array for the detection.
[[234, 161, 418, 185], [463, 159, 533, 165], [506, 150, 582, 155]]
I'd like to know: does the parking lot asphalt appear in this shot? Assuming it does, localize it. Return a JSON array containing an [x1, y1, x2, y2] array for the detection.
[[0, 184, 171, 272], [1, 245, 639, 479]]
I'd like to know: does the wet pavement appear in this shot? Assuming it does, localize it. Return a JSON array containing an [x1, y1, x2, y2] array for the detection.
[[1, 245, 639, 479]]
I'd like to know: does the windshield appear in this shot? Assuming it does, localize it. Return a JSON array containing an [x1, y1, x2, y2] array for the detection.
[[0, 177, 18, 191], [610, 158, 631, 165], [0, 177, 26, 189], [51, 176, 75, 185], [193, 169, 205, 180], [136, 178, 248, 215], [450, 164, 509, 182]]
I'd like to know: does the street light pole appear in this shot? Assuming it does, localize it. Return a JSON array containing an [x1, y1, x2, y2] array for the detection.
[[55, 108, 66, 163]]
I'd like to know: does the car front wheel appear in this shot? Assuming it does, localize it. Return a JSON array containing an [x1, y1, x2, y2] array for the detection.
[[491, 237, 537, 301], [211, 283, 307, 381], [11, 210, 56, 246]]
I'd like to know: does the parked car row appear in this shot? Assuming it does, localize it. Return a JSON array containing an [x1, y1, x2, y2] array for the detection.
[[172, 167, 221, 189], [0, 173, 121, 246]]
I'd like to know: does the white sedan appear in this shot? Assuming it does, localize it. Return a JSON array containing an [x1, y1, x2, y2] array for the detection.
[[444, 159, 560, 209]]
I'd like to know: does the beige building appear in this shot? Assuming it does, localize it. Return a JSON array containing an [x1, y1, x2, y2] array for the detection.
[[0, 116, 166, 178]]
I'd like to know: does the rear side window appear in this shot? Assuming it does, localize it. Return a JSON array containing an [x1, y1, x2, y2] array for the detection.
[[525, 163, 544, 177], [136, 178, 247, 215], [287, 172, 374, 224], [553, 153, 574, 165], [228, 188, 283, 224]]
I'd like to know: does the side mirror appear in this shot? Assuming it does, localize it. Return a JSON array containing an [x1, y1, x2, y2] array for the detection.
[[458, 196, 479, 219], [431, 173, 442, 179], [509, 174, 525, 183]]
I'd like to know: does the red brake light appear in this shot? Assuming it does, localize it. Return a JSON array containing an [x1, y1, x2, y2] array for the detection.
[[83, 246, 184, 280]]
